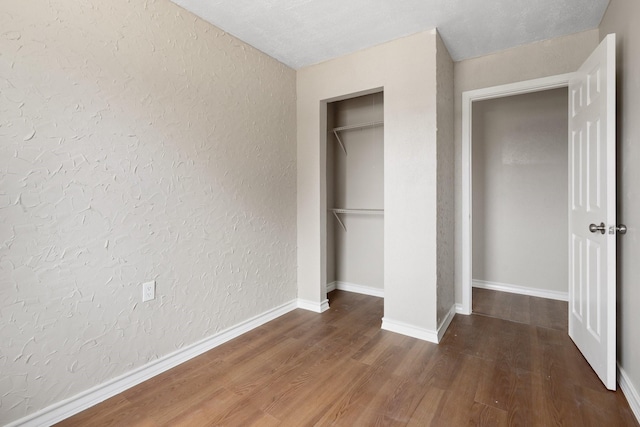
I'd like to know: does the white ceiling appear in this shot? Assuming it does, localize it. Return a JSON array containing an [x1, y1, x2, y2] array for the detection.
[[171, 0, 610, 69]]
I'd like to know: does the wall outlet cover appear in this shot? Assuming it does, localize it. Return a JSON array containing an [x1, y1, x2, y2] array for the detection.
[[142, 281, 156, 302]]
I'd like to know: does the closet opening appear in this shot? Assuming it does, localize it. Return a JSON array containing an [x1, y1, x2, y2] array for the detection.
[[325, 91, 384, 299], [471, 87, 569, 325]]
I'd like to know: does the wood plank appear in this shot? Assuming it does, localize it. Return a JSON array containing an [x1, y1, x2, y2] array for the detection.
[[313, 371, 408, 426], [530, 295, 567, 331], [166, 387, 280, 427], [54, 395, 155, 427], [270, 358, 371, 424], [469, 402, 509, 427], [428, 354, 490, 425], [406, 387, 446, 426], [123, 362, 231, 424], [473, 288, 530, 324]]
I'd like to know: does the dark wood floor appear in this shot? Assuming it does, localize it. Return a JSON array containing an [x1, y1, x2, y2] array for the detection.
[[472, 287, 568, 331], [58, 289, 638, 426]]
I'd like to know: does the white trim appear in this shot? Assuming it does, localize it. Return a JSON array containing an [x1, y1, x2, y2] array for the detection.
[[455, 303, 465, 314], [437, 305, 456, 342], [604, 33, 618, 392], [382, 318, 438, 343], [297, 298, 330, 313], [618, 363, 640, 424], [327, 281, 384, 298], [6, 299, 298, 427], [461, 72, 575, 315], [472, 279, 568, 301]]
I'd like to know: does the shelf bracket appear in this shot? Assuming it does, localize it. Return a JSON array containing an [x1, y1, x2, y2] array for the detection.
[[332, 129, 347, 156], [331, 121, 383, 156], [332, 210, 347, 232], [330, 209, 383, 232]]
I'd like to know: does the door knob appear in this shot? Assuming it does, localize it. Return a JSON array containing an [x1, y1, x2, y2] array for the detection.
[[589, 222, 606, 234], [617, 224, 627, 235]]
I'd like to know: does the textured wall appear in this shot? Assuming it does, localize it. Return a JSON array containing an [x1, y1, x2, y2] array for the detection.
[[435, 33, 455, 325], [0, 0, 296, 424], [600, 0, 640, 410], [472, 89, 568, 293], [453, 30, 600, 306]]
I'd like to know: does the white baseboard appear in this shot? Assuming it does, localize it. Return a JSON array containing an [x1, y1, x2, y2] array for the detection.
[[327, 281, 384, 298], [472, 279, 568, 301], [6, 300, 299, 427], [455, 303, 469, 315], [618, 363, 640, 424], [381, 317, 439, 344], [437, 305, 456, 342], [297, 298, 330, 313]]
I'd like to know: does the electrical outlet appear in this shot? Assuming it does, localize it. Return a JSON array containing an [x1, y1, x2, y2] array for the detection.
[[142, 280, 155, 302]]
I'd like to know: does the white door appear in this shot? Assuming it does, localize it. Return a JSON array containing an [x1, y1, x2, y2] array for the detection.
[[568, 33, 617, 391]]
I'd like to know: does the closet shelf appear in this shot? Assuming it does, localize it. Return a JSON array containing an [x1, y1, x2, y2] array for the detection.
[[332, 120, 384, 155], [329, 208, 384, 231]]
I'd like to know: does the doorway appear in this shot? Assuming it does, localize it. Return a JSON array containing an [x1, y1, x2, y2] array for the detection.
[[471, 87, 569, 315], [463, 35, 617, 391], [460, 74, 574, 315]]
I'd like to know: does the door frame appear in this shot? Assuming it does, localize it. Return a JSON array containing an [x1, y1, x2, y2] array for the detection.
[[460, 73, 576, 315]]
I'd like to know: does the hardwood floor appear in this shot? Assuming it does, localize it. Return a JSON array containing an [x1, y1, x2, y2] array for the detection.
[[472, 287, 568, 331], [57, 290, 638, 426]]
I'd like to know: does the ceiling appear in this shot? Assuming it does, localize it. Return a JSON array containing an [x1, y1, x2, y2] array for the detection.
[[171, 0, 610, 69]]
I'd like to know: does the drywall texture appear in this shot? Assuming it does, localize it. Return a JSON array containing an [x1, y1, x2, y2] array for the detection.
[[328, 93, 384, 290], [297, 30, 449, 332], [453, 30, 600, 306], [0, 0, 296, 424], [435, 33, 455, 325], [600, 0, 640, 409], [472, 89, 568, 293]]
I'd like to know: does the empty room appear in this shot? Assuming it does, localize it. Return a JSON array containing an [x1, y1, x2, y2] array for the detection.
[[1, 0, 639, 425]]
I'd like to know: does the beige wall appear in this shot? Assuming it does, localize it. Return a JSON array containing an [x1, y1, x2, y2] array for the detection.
[[600, 0, 640, 411], [436, 33, 455, 324], [297, 30, 454, 334], [472, 89, 568, 294], [328, 93, 384, 290], [0, 0, 296, 424], [453, 29, 600, 306]]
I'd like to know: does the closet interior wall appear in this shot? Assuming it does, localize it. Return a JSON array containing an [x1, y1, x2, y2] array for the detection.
[[472, 88, 568, 296], [326, 92, 384, 293]]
